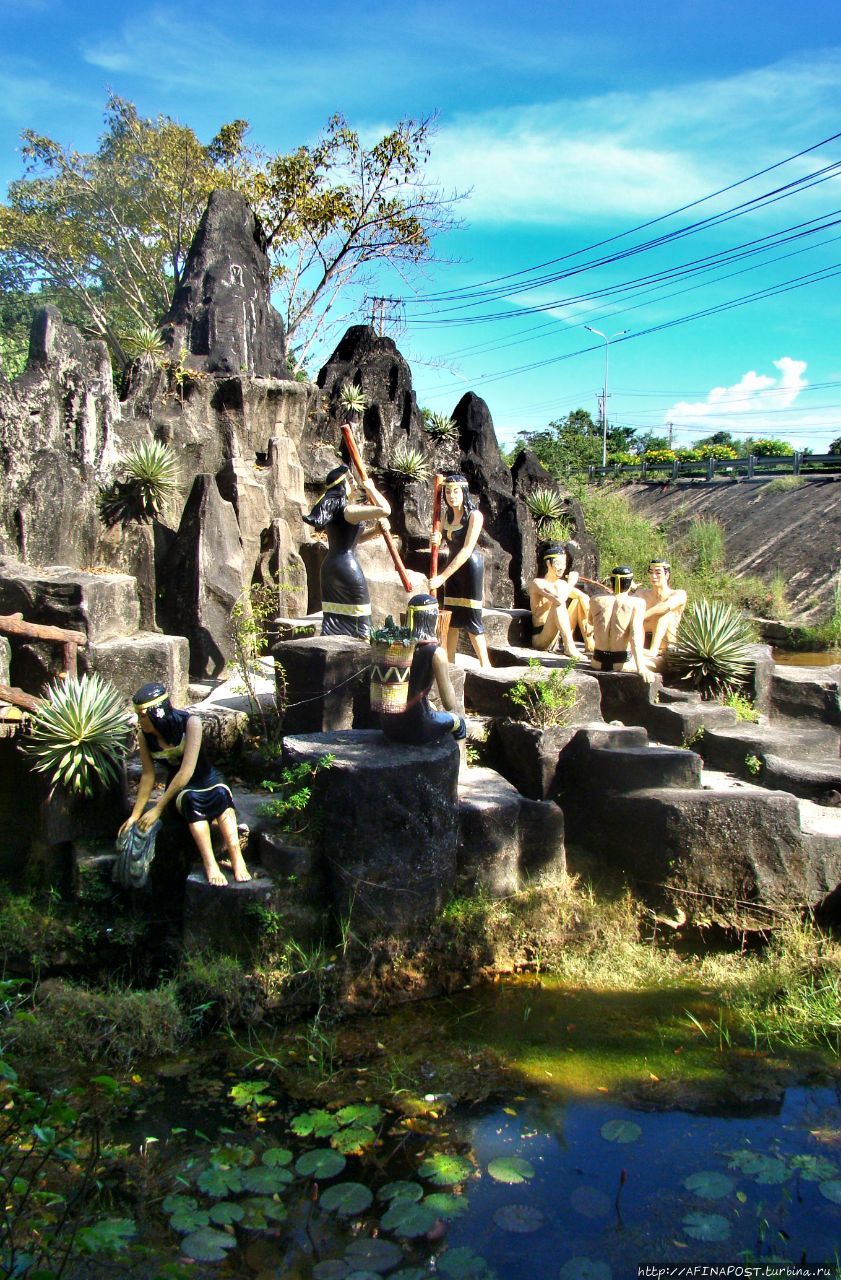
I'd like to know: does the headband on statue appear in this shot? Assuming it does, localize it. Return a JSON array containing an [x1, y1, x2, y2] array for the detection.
[[132, 688, 169, 711]]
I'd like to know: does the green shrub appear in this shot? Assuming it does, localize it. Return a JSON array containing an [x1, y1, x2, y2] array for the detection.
[[763, 475, 804, 494], [389, 443, 430, 482], [507, 660, 580, 728], [20, 673, 134, 798], [524, 485, 565, 530], [724, 692, 760, 722], [339, 384, 367, 416], [669, 599, 753, 699], [424, 411, 458, 442]]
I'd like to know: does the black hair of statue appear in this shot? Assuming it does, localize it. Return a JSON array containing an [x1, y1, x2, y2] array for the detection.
[[541, 540, 576, 577], [303, 465, 350, 530], [407, 593, 439, 641], [132, 683, 186, 745], [441, 472, 477, 518]]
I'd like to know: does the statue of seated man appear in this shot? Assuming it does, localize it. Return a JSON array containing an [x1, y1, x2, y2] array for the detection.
[[588, 566, 654, 683], [636, 559, 687, 658], [379, 594, 467, 754], [528, 541, 593, 658]]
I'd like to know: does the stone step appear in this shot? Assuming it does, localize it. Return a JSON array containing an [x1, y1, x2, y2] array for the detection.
[[770, 663, 841, 728], [585, 743, 702, 793], [182, 868, 283, 954], [457, 765, 564, 895], [640, 700, 739, 746], [464, 664, 603, 722], [487, 719, 647, 802], [269, 435, 305, 505], [89, 630, 189, 704], [762, 753, 841, 807], [0, 559, 141, 643], [698, 720, 840, 774], [568, 783, 841, 924]]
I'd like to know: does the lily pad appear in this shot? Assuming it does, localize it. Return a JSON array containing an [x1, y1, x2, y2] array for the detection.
[[818, 1179, 841, 1204], [418, 1153, 474, 1186], [488, 1156, 535, 1185], [599, 1120, 641, 1145], [331, 1124, 377, 1155], [493, 1203, 545, 1233], [569, 1186, 611, 1219], [391, 1272, 428, 1280], [558, 1260, 612, 1280], [336, 1103, 384, 1128], [296, 1148, 346, 1180], [208, 1200, 245, 1226], [345, 1237, 404, 1272], [76, 1218, 136, 1253], [162, 1193, 197, 1215], [682, 1212, 731, 1242], [438, 1246, 497, 1279], [313, 1263, 350, 1280], [791, 1154, 836, 1182], [424, 1192, 469, 1218], [682, 1171, 734, 1200], [292, 1108, 340, 1137], [196, 1165, 243, 1196], [261, 1146, 293, 1167], [169, 1206, 210, 1234], [378, 1180, 423, 1203], [320, 1181, 374, 1216], [727, 1151, 789, 1184], [241, 1164, 293, 1194], [346, 1273, 382, 1280], [381, 1198, 438, 1237], [181, 1226, 237, 1262], [240, 1195, 287, 1228]]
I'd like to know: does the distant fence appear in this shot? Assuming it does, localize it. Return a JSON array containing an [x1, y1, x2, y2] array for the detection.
[[585, 453, 841, 482]]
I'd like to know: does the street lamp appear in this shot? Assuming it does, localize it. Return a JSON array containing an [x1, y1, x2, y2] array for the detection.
[[585, 326, 628, 468]]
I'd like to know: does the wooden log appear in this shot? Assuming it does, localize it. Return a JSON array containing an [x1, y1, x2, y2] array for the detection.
[[0, 614, 87, 646], [0, 683, 43, 713]]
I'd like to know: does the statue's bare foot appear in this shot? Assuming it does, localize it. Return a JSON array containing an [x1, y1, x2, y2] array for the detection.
[[205, 864, 228, 887], [228, 851, 252, 883]]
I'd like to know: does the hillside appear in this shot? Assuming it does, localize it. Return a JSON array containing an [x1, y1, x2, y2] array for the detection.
[[622, 475, 841, 622]]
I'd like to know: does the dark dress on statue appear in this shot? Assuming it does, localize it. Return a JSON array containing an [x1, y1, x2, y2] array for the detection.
[[442, 516, 484, 635], [380, 641, 459, 745], [142, 711, 234, 824], [321, 514, 372, 639]]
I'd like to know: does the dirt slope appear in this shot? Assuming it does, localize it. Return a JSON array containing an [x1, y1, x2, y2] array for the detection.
[[623, 476, 841, 621]]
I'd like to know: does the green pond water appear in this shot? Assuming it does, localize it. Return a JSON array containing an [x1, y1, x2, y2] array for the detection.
[[772, 649, 841, 667], [110, 977, 841, 1280]]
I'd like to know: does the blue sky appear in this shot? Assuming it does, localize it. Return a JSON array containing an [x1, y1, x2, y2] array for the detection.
[[2, 0, 841, 451]]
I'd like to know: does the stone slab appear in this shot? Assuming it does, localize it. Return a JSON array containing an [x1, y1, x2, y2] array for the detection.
[[464, 664, 603, 722], [182, 869, 282, 954], [770, 664, 841, 727], [0, 557, 141, 643], [282, 729, 459, 934], [273, 635, 372, 734], [762, 752, 841, 807], [88, 631, 189, 705]]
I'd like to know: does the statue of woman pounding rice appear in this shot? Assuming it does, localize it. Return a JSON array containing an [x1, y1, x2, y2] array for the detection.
[[303, 464, 392, 639]]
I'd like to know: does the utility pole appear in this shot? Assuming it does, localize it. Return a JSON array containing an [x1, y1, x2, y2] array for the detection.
[[585, 326, 628, 467], [667, 421, 673, 449], [366, 296, 404, 337]]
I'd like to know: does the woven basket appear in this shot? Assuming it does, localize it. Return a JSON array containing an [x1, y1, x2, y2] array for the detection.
[[370, 640, 416, 714]]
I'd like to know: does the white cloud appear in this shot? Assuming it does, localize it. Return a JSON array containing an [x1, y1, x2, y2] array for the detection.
[[430, 51, 841, 226]]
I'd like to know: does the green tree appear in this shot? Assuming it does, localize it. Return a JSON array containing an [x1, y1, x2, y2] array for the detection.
[[750, 437, 794, 456], [692, 430, 738, 450], [1, 98, 462, 372], [827, 436, 841, 455]]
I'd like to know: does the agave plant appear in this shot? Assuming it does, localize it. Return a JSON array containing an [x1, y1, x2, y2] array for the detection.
[[525, 486, 565, 530], [669, 599, 752, 700], [424, 411, 458, 442], [339, 384, 368, 418], [21, 674, 135, 798], [123, 324, 167, 364], [389, 443, 430, 483], [123, 439, 179, 519]]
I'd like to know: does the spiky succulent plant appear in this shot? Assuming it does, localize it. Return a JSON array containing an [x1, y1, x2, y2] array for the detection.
[[669, 599, 752, 700], [389, 443, 430, 483], [122, 439, 179, 519], [525, 485, 566, 530], [339, 384, 368, 417], [424, 411, 458, 442], [21, 674, 134, 798], [123, 324, 167, 363]]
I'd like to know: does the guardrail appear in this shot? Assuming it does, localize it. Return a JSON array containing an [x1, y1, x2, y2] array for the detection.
[[585, 453, 841, 481]]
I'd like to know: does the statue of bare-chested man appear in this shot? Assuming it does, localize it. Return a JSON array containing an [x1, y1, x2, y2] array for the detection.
[[528, 541, 593, 658], [588, 565, 655, 683], [635, 559, 687, 659]]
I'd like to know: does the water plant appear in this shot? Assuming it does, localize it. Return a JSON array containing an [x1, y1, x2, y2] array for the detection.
[[669, 599, 752, 699], [506, 659, 580, 728], [20, 673, 134, 798], [389, 443, 430, 483]]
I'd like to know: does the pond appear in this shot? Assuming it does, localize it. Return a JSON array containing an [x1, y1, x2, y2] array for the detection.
[[104, 977, 841, 1279], [772, 649, 841, 667]]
